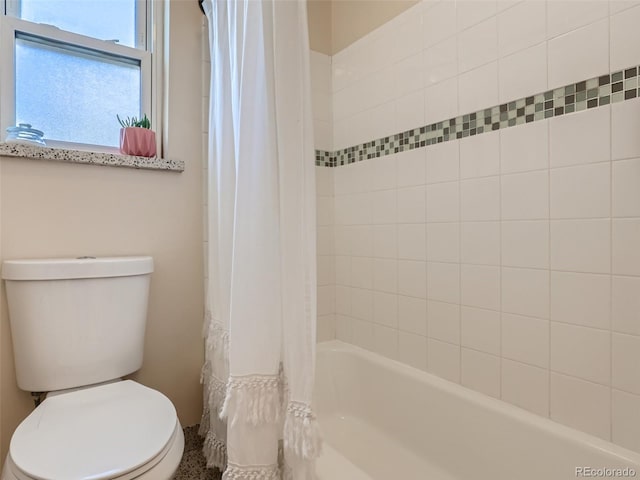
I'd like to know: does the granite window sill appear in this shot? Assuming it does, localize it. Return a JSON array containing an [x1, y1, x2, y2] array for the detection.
[[0, 143, 184, 172]]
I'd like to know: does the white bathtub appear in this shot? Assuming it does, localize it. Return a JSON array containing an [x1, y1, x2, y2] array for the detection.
[[314, 341, 640, 480]]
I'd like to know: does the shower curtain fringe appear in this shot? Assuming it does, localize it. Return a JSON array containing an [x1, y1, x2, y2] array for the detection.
[[221, 464, 280, 480], [220, 375, 282, 425], [283, 402, 322, 460], [203, 433, 228, 470]]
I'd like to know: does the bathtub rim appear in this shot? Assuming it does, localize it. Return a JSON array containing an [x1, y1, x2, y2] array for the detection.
[[316, 340, 640, 467]]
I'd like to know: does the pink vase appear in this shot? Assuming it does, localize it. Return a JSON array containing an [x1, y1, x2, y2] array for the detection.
[[119, 127, 157, 157]]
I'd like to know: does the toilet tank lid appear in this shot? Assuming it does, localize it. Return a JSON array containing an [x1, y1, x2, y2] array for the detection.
[[2, 256, 154, 280]]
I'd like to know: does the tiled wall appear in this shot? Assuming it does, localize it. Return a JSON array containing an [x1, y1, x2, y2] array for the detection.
[[328, 0, 640, 453]]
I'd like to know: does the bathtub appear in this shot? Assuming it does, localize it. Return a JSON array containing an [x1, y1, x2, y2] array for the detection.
[[314, 341, 640, 480]]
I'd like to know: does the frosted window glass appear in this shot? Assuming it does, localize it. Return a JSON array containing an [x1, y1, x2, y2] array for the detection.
[[15, 36, 141, 147], [17, 0, 138, 48]]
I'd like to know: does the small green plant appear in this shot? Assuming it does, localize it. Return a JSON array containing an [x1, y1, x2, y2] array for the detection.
[[117, 114, 151, 129]]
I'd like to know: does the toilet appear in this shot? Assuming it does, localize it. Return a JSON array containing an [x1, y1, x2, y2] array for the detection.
[[0, 256, 184, 480]]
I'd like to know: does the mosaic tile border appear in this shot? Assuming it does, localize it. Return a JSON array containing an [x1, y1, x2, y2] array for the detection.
[[314, 65, 640, 167]]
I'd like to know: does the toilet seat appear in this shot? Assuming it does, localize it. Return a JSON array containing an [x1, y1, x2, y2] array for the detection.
[[6, 380, 181, 480]]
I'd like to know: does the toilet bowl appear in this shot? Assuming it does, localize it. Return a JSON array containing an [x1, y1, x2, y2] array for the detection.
[[1, 381, 184, 480]]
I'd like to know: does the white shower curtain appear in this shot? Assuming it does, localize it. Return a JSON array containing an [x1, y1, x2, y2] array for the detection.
[[199, 1, 321, 479]]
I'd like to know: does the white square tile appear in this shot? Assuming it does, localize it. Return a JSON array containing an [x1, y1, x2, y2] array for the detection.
[[373, 224, 397, 259], [316, 167, 334, 196], [460, 130, 500, 179], [461, 176, 501, 221], [393, 12, 424, 63], [500, 120, 549, 174], [395, 51, 424, 97], [611, 5, 640, 72], [458, 17, 498, 73], [317, 226, 335, 256], [550, 105, 610, 167], [547, 1, 608, 39], [613, 158, 640, 217], [550, 163, 611, 219], [612, 389, 640, 452], [461, 306, 500, 355], [398, 224, 427, 261], [613, 276, 640, 335], [501, 359, 549, 417], [550, 372, 611, 441], [317, 255, 335, 286], [497, 1, 546, 57], [548, 19, 609, 89], [335, 314, 353, 343], [499, 42, 547, 104], [458, 62, 499, 114], [461, 348, 501, 398], [397, 186, 427, 223], [317, 314, 336, 342], [349, 225, 374, 257], [351, 257, 373, 289], [427, 261, 460, 304], [423, 0, 457, 48], [371, 189, 397, 225], [610, 1, 640, 15], [335, 286, 351, 315], [398, 331, 428, 370], [612, 98, 640, 161], [550, 271, 611, 330], [317, 196, 334, 226], [613, 218, 640, 276], [396, 90, 426, 133], [423, 38, 458, 87], [335, 255, 351, 286], [461, 222, 501, 265], [427, 300, 461, 344], [427, 181, 460, 222], [551, 322, 611, 385], [398, 260, 427, 298], [372, 323, 398, 360], [501, 170, 549, 220], [399, 295, 428, 335], [351, 288, 373, 321], [502, 267, 550, 319], [426, 141, 460, 184], [457, 0, 497, 31], [351, 317, 374, 351], [425, 77, 459, 125], [612, 333, 640, 395], [550, 219, 611, 273], [373, 291, 398, 328], [502, 313, 549, 368], [370, 156, 397, 191], [428, 338, 461, 383], [396, 149, 427, 187], [317, 286, 335, 316], [501, 220, 549, 269], [373, 258, 397, 293], [461, 264, 501, 310], [427, 222, 460, 263]]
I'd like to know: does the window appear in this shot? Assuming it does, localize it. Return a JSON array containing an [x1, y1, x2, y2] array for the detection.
[[0, 0, 159, 151]]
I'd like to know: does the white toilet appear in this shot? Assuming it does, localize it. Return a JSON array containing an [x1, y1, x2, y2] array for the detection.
[[0, 256, 184, 480]]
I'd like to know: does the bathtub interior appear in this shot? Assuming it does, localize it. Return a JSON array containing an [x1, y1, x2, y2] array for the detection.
[[314, 341, 640, 480]]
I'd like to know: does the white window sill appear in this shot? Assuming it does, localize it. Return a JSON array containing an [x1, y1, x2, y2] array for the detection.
[[0, 142, 184, 172]]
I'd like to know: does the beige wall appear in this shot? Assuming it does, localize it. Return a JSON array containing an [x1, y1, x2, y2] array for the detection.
[[0, 0, 204, 462], [308, 0, 332, 55], [307, 0, 418, 55], [331, 0, 418, 53]]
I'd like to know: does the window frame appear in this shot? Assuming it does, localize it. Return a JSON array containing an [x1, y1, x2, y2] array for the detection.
[[0, 0, 162, 155]]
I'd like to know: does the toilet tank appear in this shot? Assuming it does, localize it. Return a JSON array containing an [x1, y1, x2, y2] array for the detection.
[[2, 256, 154, 392]]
